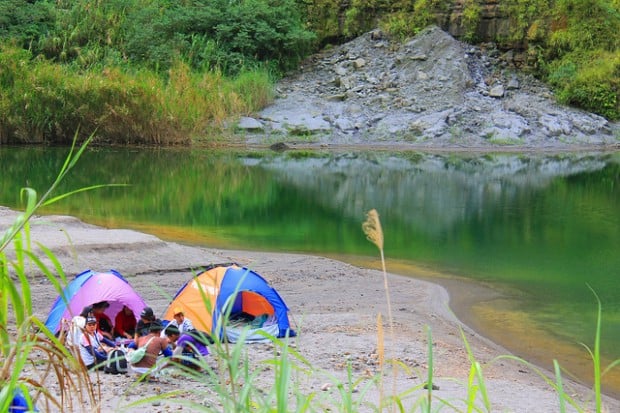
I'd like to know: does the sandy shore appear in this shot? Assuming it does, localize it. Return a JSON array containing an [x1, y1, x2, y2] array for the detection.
[[3, 207, 618, 412]]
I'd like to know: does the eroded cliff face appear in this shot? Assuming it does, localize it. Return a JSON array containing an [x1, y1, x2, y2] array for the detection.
[[326, 1, 523, 60], [441, 0, 512, 44]]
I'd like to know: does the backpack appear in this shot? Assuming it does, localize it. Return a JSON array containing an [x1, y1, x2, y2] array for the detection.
[[126, 336, 155, 365], [104, 348, 128, 374]]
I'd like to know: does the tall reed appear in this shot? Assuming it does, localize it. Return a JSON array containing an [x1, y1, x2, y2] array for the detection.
[[0, 135, 113, 411], [0, 45, 273, 145], [362, 208, 397, 411]]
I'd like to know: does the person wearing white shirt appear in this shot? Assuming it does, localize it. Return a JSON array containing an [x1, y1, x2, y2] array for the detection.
[[79, 317, 114, 370], [163, 307, 194, 336]]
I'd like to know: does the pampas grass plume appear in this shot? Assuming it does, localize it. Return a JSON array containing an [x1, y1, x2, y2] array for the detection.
[[363, 209, 384, 250]]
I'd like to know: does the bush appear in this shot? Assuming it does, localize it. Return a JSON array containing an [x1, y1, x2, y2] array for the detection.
[[548, 50, 620, 120], [0, 46, 273, 144], [0, 0, 56, 49], [120, 0, 316, 76]]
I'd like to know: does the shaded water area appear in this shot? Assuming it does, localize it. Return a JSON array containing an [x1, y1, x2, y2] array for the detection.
[[2, 146, 620, 395]]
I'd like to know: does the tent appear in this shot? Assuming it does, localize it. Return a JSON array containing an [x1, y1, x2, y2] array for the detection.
[[163, 263, 295, 342], [44, 269, 146, 334]]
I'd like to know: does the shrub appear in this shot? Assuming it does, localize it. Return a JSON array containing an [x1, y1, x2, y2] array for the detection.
[[461, 0, 482, 42], [0, 0, 56, 49], [547, 50, 620, 120], [121, 0, 316, 76], [0, 46, 273, 144], [379, 0, 437, 40]]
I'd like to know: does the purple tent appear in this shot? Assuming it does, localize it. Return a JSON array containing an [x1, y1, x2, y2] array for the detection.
[[44, 269, 146, 334]]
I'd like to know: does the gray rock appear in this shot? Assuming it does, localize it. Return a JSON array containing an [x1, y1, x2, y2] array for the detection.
[[334, 117, 355, 131], [489, 85, 505, 98], [507, 76, 520, 90], [237, 117, 264, 132], [539, 114, 572, 137], [241, 25, 619, 149], [353, 58, 366, 68], [334, 65, 347, 76]]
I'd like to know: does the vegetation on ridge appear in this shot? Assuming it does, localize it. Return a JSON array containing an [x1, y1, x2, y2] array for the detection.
[[0, 0, 618, 145]]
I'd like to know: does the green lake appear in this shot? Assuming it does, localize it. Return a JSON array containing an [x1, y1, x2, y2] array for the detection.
[[2, 145, 620, 393]]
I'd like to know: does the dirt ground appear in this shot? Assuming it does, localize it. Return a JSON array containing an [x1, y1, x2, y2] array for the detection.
[[3, 207, 619, 412]]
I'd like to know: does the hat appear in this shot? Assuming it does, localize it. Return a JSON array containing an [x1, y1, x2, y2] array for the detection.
[[140, 307, 154, 318], [173, 307, 184, 316], [149, 320, 163, 332], [86, 317, 97, 324]]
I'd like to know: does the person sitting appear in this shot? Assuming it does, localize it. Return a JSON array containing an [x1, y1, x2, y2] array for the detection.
[[129, 320, 172, 381], [65, 304, 94, 348], [134, 306, 159, 342], [164, 325, 209, 369], [114, 305, 137, 340], [92, 301, 114, 341], [79, 316, 115, 370], [163, 307, 194, 335]]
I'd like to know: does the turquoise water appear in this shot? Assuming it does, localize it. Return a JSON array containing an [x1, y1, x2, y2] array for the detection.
[[2, 146, 620, 377]]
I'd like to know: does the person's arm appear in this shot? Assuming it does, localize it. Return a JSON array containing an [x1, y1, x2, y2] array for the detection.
[[172, 345, 184, 358], [116, 325, 130, 339], [157, 338, 170, 357], [134, 320, 142, 342], [162, 345, 173, 357], [122, 321, 134, 339], [83, 344, 108, 362], [94, 347, 108, 362], [102, 315, 115, 339], [101, 336, 116, 347]]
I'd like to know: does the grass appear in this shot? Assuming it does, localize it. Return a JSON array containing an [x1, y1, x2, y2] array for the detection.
[[2, 144, 620, 411], [0, 135, 104, 411], [487, 136, 524, 146], [0, 45, 273, 146]]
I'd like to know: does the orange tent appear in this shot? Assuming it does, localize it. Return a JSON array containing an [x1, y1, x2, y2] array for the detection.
[[163, 263, 295, 341]]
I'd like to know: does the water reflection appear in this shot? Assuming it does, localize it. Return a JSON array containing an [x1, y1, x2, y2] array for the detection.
[[1, 146, 620, 388], [247, 153, 613, 236]]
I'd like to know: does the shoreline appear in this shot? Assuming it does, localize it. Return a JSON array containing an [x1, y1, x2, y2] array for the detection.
[[231, 141, 620, 155], [333, 253, 620, 400], [3, 207, 620, 411], [425, 274, 620, 400]]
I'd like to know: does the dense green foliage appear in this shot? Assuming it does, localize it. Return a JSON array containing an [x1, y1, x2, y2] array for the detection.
[[0, 0, 55, 48], [0, 0, 303, 144], [0, 44, 272, 144], [0, 0, 618, 144], [34, 0, 315, 75], [502, 0, 620, 119]]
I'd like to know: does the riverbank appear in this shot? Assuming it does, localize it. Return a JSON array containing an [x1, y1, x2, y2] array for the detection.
[[3, 206, 619, 412]]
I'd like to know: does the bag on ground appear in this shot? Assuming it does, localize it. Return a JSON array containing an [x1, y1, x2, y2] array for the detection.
[[104, 348, 128, 374]]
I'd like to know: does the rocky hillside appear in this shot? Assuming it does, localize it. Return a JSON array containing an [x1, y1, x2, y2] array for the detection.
[[236, 26, 620, 150]]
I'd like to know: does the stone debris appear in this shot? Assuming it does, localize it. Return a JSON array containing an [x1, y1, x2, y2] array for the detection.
[[236, 26, 619, 150]]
